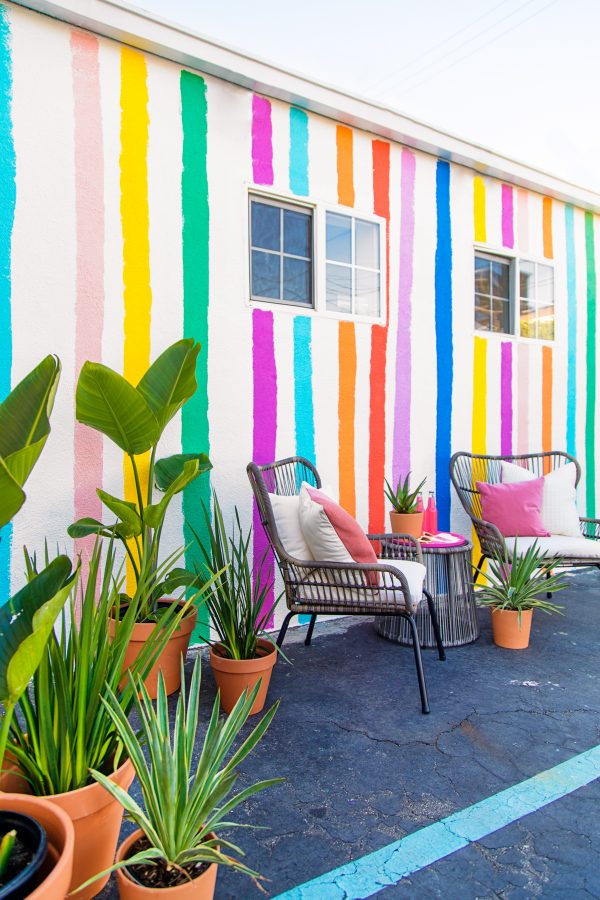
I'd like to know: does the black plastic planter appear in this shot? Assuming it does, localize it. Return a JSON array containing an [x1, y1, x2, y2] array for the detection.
[[0, 811, 47, 900]]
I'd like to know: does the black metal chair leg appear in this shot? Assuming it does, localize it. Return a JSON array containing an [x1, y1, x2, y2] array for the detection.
[[276, 611, 295, 648], [546, 569, 552, 600], [407, 615, 430, 715], [423, 589, 446, 661], [472, 555, 485, 583], [304, 614, 317, 646]]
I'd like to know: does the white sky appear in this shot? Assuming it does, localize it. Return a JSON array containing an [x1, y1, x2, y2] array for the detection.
[[136, 0, 600, 193]]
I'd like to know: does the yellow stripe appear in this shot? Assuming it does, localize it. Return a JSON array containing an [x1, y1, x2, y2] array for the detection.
[[472, 336, 487, 571], [473, 176, 487, 243], [120, 47, 152, 592]]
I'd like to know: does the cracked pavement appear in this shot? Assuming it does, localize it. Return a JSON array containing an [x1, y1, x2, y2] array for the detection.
[[98, 567, 600, 899]]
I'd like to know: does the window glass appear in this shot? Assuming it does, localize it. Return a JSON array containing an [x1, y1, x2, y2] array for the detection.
[[251, 202, 280, 251], [475, 294, 491, 331], [355, 269, 380, 317], [283, 257, 311, 305], [326, 212, 381, 317], [283, 209, 311, 258], [474, 253, 511, 335], [250, 196, 313, 308], [519, 259, 554, 341], [252, 250, 280, 300], [355, 219, 380, 269], [474, 257, 490, 294], [492, 261, 509, 298], [326, 263, 352, 313], [326, 213, 352, 263], [519, 260, 535, 298]]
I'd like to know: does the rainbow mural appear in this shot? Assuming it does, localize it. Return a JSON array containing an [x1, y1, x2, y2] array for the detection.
[[0, 1, 599, 634]]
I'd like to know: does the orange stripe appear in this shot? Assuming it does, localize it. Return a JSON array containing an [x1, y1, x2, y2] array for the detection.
[[368, 140, 390, 533], [542, 345, 553, 472], [543, 197, 553, 259], [338, 321, 356, 515], [336, 126, 354, 207]]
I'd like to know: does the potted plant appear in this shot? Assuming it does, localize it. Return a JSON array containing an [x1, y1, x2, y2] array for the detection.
[[68, 338, 212, 697], [475, 539, 567, 649], [77, 657, 281, 898], [384, 472, 426, 538], [4, 540, 203, 899], [0, 355, 76, 899], [190, 495, 282, 715]]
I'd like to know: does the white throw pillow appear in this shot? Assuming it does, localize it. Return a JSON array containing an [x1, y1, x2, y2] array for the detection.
[[500, 461, 581, 537], [268, 493, 313, 561], [298, 483, 353, 564]]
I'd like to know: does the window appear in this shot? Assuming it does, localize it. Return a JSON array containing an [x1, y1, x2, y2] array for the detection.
[[326, 212, 381, 318], [249, 196, 313, 307], [474, 251, 554, 341], [519, 260, 554, 340]]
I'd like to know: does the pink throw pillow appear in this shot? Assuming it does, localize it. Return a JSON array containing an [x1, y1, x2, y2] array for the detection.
[[477, 478, 550, 538]]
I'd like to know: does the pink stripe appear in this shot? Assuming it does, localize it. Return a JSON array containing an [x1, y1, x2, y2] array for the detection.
[[71, 32, 104, 561], [500, 341, 513, 455], [517, 343, 530, 454], [252, 309, 277, 624], [501, 184, 514, 248], [517, 188, 529, 253], [252, 95, 273, 185], [392, 148, 415, 486]]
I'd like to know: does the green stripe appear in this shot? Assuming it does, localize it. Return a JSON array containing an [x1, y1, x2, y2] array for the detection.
[[585, 211, 596, 518], [181, 70, 210, 640]]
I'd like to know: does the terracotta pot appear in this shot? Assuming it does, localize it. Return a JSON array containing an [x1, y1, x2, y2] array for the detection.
[[0, 793, 74, 900], [115, 829, 218, 899], [490, 608, 533, 649], [109, 601, 198, 700], [209, 639, 277, 715], [389, 511, 424, 538]]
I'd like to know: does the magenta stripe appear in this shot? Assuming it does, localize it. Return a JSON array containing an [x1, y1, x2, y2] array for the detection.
[[252, 309, 277, 624], [501, 184, 514, 248], [500, 342, 513, 455], [252, 95, 274, 185], [71, 31, 104, 563], [392, 148, 416, 486]]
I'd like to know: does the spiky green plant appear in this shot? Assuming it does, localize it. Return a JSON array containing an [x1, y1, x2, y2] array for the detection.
[[384, 472, 426, 514], [76, 657, 281, 892], [475, 539, 567, 624]]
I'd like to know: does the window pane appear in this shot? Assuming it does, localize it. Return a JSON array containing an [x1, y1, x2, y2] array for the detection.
[[251, 250, 280, 299], [355, 220, 379, 269], [283, 257, 311, 305], [283, 209, 311, 258], [474, 257, 490, 294], [538, 265, 554, 305], [326, 263, 352, 313], [326, 212, 352, 263], [251, 202, 280, 252], [537, 305, 554, 340], [355, 269, 380, 317], [520, 300, 536, 338], [492, 261, 509, 299], [475, 294, 491, 331], [520, 260, 535, 298], [491, 300, 510, 334]]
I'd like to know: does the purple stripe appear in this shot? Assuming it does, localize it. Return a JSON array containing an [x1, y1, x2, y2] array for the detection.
[[392, 148, 416, 486], [252, 309, 277, 624], [500, 342, 513, 456], [501, 184, 514, 249], [252, 95, 273, 185]]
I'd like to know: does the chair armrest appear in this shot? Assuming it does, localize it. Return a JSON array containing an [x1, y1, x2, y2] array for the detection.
[[580, 516, 600, 540], [288, 556, 418, 613], [470, 517, 504, 557], [367, 533, 423, 564]]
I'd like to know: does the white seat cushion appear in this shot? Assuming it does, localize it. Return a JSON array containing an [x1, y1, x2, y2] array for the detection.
[[501, 461, 581, 537], [379, 558, 426, 604], [295, 558, 425, 606], [504, 535, 600, 559]]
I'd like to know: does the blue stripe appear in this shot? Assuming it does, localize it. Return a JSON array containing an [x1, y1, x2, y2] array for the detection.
[[0, 5, 15, 606], [434, 161, 452, 531], [289, 107, 309, 197], [565, 204, 577, 457], [274, 743, 600, 899]]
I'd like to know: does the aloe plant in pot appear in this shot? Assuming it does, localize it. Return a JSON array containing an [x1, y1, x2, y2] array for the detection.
[[384, 472, 426, 538], [77, 657, 281, 899], [475, 539, 567, 649], [68, 338, 212, 697]]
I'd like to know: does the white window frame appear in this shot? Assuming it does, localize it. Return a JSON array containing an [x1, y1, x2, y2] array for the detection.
[[517, 258, 555, 342]]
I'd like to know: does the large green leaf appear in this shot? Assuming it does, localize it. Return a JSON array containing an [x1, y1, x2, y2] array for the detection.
[[0, 458, 25, 529], [0, 556, 74, 706], [0, 355, 60, 478], [97, 490, 143, 536], [67, 517, 115, 539], [136, 339, 201, 435], [154, 453, 212, 492], [76, 362, 159, 455], [144, 459, 201, 530]]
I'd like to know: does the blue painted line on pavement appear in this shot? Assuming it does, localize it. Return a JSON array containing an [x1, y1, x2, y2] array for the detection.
[[273, 743, 600, 899]]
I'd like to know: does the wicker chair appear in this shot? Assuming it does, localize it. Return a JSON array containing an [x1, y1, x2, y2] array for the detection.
[[449, 451, 600, 576], [247, 456, 445, 714]]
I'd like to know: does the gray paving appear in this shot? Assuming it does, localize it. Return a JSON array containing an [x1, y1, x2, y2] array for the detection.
[[98, 567, 600, 898]]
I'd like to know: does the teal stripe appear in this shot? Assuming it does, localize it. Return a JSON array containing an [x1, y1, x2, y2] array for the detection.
[[565, 205, 577, 457], [274, 744, 600, 899], [181, 70, 210, 640], [585, 212, 596, 518], [293, 316, 315, 464], [0, 5, 15, 605], [289, 107, 309, 196]]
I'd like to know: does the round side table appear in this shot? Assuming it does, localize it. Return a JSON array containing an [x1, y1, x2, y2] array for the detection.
[[376, 541, 479, 647]]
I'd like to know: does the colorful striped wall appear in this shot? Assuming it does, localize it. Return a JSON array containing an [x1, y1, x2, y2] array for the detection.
[[0, 1, 599, 631]]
